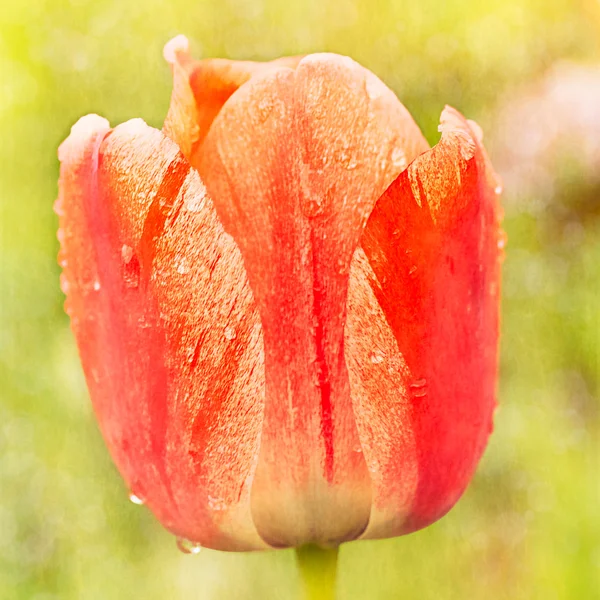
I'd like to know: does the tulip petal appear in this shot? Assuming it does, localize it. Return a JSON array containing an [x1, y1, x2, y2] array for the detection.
[[198, 55, 429, 546], [57, 115, 268, 550], [347, 107, 503, 539], [162, 34, 303, 162]]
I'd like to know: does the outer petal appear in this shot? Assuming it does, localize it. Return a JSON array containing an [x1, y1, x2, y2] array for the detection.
[[56, 115, 268, 551], [346, 107, 503, 539], [198, 54, 429, 547], [162, 35, 303, 162]]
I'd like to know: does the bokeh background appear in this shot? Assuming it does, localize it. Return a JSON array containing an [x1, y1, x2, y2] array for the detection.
[[1, 0, 599, 598]]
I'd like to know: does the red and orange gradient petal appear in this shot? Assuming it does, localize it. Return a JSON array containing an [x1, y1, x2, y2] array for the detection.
[[198, 53, 429, 547], [348, 107, 503, 539], [57, 116, 268, 550]]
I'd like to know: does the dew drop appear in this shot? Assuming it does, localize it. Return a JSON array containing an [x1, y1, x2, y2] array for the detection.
[[176, 256, 188, 274], [344, 157, 358, 170], [391, 147, 407, 170], [366, 77, 383, 100], [497, 231, 507, 250], [57, 250, 68, 268], [257, 97, 273, 123], [129, 493, 145, 506], [370, 352, 385, 364], [93, 279, 101, 291], [410, 378, 428, 398], [208, 495, 227, 511], [495, 184, 503, 195], [60, 274, 70, 294], [337, 149, 359, 170], [53, 198, 64, 216], [224, 326, 237, 341], [176, 538, 202, 555], [121, 244, 134, 264], [186, 195, 205, 213]]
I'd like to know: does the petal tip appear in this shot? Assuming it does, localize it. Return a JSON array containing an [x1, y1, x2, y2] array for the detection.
[[437, 106, 476, 160], [58, 114, 110, 161], [163, 34, 190, 65]]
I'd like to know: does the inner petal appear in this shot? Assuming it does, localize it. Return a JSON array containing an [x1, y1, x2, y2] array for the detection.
[[198, 53, 428, 547]]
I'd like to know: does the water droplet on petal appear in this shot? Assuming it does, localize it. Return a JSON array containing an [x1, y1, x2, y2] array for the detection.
[[208, 495, 228, 511], [53, 198, 64, 216], [336, 148, 359, 170], [224, 326, 237, 341], [175, 255, 188, 274], [497, 231, 507, 250], [257, 97, 274, 123], [129, 493, 145, 505], [121, 244, 134, 264], [365, 76, 384, 100], [57, 249, 68, 268], [391, 147, 407, 170], [60, 274, 70, 294], [176, 538, 202, 555], [495, 184, 503, 195], [93, 279, 101, 291], [185, 195, 205, 212], [370, 352, 385, 364], [410, 378, 428, 398]]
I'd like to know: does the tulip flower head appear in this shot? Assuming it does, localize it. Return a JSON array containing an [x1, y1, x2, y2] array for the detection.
[[56, 35, 503, 552]]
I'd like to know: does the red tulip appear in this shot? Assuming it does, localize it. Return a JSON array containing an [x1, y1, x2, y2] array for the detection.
[[56, 35, 503, 551]]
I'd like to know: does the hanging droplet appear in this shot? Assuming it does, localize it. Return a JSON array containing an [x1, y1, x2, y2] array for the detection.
[[57, 249, 68, 268], [176, 538, 202, 555], [53, 198, 64, 216], [497, 231, 507, 250], [60, 273, 70, 294], [129, 493, 145, 506]]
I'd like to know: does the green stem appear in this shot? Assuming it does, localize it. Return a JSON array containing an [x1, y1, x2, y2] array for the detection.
[[295, 544, 339, 600]]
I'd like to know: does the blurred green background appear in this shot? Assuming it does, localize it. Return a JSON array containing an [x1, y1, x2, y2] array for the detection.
[[1, 0, 599, 598]]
